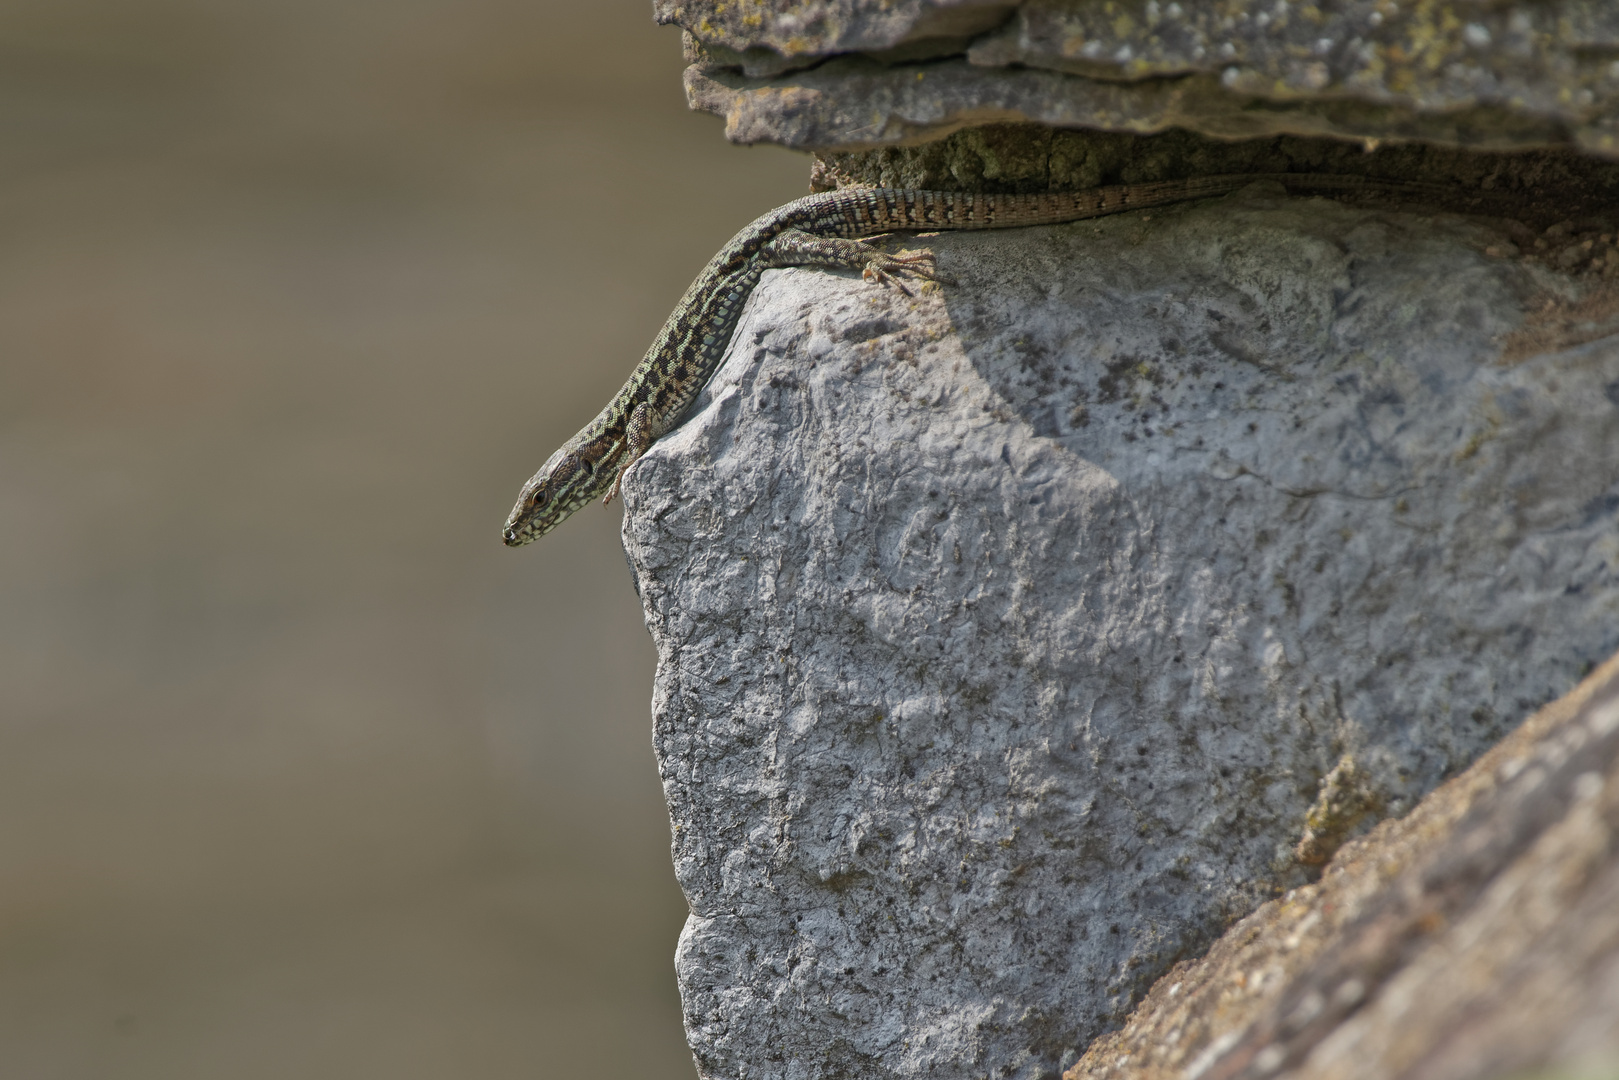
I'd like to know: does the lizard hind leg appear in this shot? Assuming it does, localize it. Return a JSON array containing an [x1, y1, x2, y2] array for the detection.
[[603, 401, 654, 506], [760, 228, 940, 295]]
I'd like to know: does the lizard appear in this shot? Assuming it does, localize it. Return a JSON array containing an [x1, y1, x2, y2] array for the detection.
[[501, 172, 1481, 546]]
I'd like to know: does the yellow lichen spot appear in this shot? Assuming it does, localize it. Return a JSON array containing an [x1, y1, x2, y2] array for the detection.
[[1455, 416, 1501, 463], [743, 12, 761, 26], [1295, 756, 1384, 865], [916, 70, 925, 81]]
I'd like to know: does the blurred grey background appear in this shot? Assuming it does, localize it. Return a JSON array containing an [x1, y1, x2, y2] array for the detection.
[[0, 1, 804, 1076]]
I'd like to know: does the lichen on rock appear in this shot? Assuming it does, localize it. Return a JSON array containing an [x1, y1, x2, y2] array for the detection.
[[1294, 756, 1384, 866]]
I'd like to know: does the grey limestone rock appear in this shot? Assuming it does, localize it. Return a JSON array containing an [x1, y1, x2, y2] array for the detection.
[[654, 0, 1006, 58], [1068, 651, 1619, 1080], [620, 183, 1619, 1080], [668, 0, 1619, 156]]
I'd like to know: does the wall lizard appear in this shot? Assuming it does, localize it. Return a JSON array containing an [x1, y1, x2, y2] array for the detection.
[[501, 173, 1478, 546]]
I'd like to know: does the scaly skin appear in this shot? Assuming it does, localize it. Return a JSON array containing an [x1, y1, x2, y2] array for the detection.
[[501, 174, 1471, 546]]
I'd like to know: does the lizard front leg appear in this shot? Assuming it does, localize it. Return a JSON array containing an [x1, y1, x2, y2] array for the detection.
[[759, 229, 940, 293], [603, 400, 653, 505]]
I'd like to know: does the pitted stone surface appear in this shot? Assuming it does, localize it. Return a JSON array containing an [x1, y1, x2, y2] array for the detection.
[[670, 0, 1619, 155], [620, 184, 1619, 1080], [1066, 653, 1619, 1080], [655, 0, 1009, 57]]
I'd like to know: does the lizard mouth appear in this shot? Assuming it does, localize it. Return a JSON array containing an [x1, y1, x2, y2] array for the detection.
[[500, 510, 532, 547]]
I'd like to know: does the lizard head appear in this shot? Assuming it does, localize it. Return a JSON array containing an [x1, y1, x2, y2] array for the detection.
[[501, 445, 601, 546]]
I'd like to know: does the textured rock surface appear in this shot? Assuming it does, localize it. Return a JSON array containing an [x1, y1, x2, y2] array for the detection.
[[662, 0, 1016, 72], [621, 184, 1619, 1080], [666, 0, 1619, 155], [656, 0, 1013, 60], [805, 126, 1619, 223], [1066, 650, 1619, 1080]]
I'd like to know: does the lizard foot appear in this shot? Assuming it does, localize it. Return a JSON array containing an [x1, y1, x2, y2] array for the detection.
[[862, 249, 941, 295], [602, 469, 624, 505]]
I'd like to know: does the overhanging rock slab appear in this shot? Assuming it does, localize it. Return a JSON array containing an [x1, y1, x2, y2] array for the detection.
[[669, 0, 1619, 155]]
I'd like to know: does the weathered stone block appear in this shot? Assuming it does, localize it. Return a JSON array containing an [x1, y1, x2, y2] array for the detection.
[[667, 0, 1619, 156], [621, 184, 1619, 1079], [1068, 651, 1619, 1080]]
